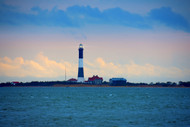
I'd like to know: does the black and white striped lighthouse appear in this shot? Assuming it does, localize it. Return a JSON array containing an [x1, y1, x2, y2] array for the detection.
[[77, 44, 84, 82]]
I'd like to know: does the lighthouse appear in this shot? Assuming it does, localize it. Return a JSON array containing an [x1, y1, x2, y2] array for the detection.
[[77, 44, 84, 82]]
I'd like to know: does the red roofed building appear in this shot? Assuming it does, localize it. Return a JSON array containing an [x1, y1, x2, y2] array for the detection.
[[11, 81, 20, 85], [67, 78, 77, 82], [88, 75, 103, 85]]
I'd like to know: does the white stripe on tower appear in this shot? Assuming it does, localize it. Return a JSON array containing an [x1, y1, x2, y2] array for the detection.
[[77, 44, 84, 82], [79, 59, 83, 68]]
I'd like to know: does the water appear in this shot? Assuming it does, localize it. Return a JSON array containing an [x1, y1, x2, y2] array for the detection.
[[0, 87, 190, 127]]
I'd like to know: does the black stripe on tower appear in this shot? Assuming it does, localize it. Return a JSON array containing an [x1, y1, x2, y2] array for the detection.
[[78, 68, 84, 77], [79, 48, 83, 58]]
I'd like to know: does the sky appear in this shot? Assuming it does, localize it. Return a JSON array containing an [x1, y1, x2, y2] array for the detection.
[[0, 0, 190, 83]]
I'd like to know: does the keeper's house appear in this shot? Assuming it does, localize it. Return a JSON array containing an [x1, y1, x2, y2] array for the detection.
[[88, 75, 103, 85]]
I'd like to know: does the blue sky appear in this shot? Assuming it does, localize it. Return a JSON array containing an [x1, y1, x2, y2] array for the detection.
[[0, 0, 190, 83]]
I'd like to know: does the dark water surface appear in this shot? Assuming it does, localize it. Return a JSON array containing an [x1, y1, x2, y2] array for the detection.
[[0, 87, 190, 127]]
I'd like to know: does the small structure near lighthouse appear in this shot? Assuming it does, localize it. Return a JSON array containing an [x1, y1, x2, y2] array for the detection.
[[77, 44, 84, 82]]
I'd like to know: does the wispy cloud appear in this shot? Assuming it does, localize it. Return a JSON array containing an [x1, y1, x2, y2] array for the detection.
[[0, 2, 189, 32]]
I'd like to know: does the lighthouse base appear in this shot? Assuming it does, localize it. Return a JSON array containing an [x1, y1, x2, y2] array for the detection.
[[77, 77, 84, 83]]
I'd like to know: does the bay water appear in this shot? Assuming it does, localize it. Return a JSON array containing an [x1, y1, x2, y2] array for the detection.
[[0, 87, 190, 127]]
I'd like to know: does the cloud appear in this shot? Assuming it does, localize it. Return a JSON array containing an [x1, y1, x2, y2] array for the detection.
[[65, 6, 149, 29], [103, 7, 149, 29], [149, 7, 190, 32], [0, 2, 189, 32], [85, 57, 190, 81], [0, 53, 77, 78], [0, 54, 190, 82]]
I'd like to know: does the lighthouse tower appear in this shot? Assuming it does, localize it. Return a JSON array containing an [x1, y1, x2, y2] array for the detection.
[[77, 44, 84, 82]]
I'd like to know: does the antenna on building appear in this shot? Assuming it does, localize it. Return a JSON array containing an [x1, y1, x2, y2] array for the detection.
[[65, 65, 66, 81]]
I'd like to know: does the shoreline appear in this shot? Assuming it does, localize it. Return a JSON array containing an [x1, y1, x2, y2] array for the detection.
[[1, 84, 189, 88]]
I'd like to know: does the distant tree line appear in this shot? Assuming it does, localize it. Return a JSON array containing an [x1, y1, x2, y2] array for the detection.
[[0, 81, 190, 87], [0, 81, 78, 87], [127, 81, 190, 87]]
